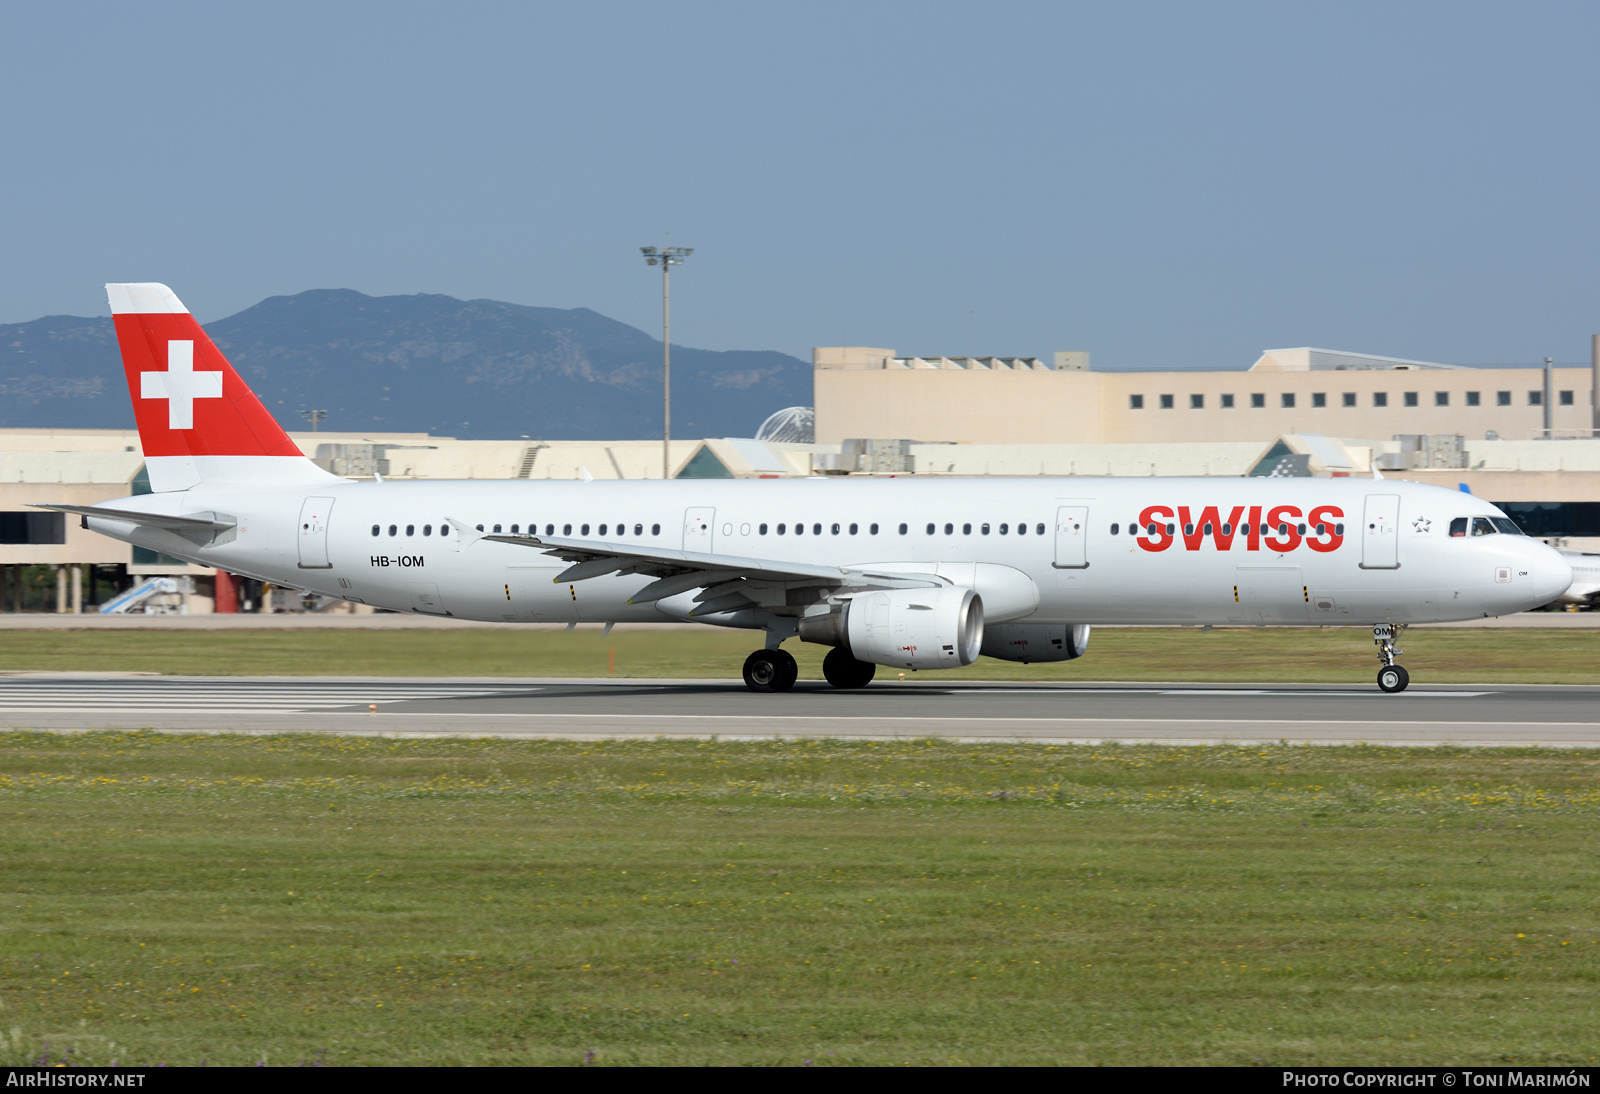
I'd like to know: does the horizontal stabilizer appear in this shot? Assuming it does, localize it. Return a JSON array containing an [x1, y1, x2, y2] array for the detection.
[[31, 503, 236, 546]]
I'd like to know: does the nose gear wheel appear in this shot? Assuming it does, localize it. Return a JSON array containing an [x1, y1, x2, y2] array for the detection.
[[1372, 623, 1409, 693]]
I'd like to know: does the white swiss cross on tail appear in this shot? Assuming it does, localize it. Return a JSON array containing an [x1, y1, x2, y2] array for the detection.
[[140, 340, 223, 429]]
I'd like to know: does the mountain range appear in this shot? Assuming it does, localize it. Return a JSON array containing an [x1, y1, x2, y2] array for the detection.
[[0, 290, 811, 439]]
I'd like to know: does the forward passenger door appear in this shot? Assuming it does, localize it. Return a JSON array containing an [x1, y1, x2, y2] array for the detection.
[[1361, 495, 1401, 569]]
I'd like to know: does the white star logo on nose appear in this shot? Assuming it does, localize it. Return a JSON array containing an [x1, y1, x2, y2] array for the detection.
[[140, 340, 224, 430]]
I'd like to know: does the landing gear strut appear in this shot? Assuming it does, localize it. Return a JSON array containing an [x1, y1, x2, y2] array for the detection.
[[822, 647, 876, 689], [742, 648, 798, 693], [1373, 623, 1409, 693]]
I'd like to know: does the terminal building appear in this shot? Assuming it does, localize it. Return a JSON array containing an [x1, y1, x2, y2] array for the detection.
[[813, 346, 1599, 446]]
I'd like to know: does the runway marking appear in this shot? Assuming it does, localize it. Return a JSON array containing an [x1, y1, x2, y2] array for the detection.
[[313, 711, 1600, 729], [942, 688, 1495, 698], [0, 681, 528, 715]]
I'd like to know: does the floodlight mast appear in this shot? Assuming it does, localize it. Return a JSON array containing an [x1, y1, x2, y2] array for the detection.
[[641, 245, 693, 478]]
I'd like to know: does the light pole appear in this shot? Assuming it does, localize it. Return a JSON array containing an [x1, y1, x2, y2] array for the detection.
[[641, 245, 692, 478], [299, 409, 326, 432]]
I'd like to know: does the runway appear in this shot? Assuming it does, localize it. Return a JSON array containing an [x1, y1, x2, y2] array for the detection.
[[4, 675, 1599, 747]]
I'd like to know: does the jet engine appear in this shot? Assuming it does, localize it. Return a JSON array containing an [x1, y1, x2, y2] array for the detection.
[[979, 623, 1091, 664], [797, 587, 984, 670]]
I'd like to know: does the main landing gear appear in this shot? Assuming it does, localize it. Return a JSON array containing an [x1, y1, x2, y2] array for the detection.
[[822, 647, 876, 689], [1373, 623, 1409, 693], [742, 648, 798, 693]]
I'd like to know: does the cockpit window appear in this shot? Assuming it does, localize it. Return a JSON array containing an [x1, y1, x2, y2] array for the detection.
[[1492, 517, 1524, 536], [1471, 517, 1498, 537], [1449, 517, 1468, 538]]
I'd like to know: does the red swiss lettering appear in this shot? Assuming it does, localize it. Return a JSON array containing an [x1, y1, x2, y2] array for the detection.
[[1306, 505, 1345, 553], [1178, 505, 1246, 551], [1264, 504, 1303, 552], [1245, 505, 1262, 551], [1137, 505, 1175, 552]]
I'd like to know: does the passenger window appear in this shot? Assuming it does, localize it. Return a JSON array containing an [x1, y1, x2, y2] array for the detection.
[[869, 523, 878, 535], [897, 523, 907, 534], [409, 525, 418, 536], [651, 524, 661, 535], [813, 523, 822, 535], [1018, 523, 1027, 536], [1184, 523, 1194, 535], [926, 523, 935, 534], [831, 523, 841, 535], [981, 523, 990, 535], [491, 524, 500, 533], [563, 524, 572, 535], [634, 524, 643, 535], [1220, 523, 1231, 535], [795, 523, 804, 536], [1164, 523, 1174, 536], [945, 523, 954, 535], [1296, 523, 1305, 536], [1277, 523, 1288, 536], [760, 523, 769, 535], [424, 525, 433, 536], [962, 523, 971, 535], [1000, 523, 1009, 534], [598, 524, 607, 536], [1471, 517, 1497, 537], [581, 524, 590, 535], [510, 524, 519, 534], [1335, 523, 1344, 535], [1109, 523, 1118, 535], [546, 524, 555, 535], [777, 523, 787, 534], [473, 524, 482, 533], [1315, 523, 1326, 536], [849, 523, 859, 534], [1203, 523, 1213, 535], [371, 525, 380, 536], [1145, 524, 1156, 536], [441, 524, 450, 537]]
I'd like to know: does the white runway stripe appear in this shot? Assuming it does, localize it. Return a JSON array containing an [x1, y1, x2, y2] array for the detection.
[[0, 680, 524, 714]]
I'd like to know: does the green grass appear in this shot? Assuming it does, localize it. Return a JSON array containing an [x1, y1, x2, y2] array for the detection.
[[2, 732, 1599, 1066], [2, 626, 1598, 683]]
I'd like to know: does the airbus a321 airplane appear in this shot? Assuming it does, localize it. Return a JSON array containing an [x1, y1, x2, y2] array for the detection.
[[38, 284, 1574, 694]]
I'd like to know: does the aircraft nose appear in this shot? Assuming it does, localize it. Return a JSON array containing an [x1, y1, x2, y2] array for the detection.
[[1518, 541, 1574, 605], [1531, 548, 1574, 603]]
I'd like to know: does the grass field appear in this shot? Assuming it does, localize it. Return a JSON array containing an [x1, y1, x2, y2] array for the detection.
[[1, 625, 1597, 683], [1, 732, 1599, 1066]]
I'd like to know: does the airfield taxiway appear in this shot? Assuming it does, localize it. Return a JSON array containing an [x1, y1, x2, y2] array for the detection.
[[3, 675, 1599, 747]]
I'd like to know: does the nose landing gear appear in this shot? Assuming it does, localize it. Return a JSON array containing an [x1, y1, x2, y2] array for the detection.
[[742, 648, 798, 692], [1373, 623, 1409, 693]]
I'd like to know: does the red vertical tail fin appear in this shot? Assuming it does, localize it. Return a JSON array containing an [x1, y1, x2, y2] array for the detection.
[[108, 283, 335, 492]]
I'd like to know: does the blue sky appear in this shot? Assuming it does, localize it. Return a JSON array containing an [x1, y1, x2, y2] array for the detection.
[[2, 1, 1596, 369]]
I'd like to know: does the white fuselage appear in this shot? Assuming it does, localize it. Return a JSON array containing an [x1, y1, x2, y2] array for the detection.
[[86, 475, 1572, 630]]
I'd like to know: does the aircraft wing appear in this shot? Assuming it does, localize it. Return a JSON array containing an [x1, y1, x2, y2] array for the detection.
[[475, 530, 942, 616]]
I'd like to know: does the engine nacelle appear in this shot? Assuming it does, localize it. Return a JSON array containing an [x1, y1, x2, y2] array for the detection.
[[979, 623, 1091, 664], [797, 587, 984, 670]]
